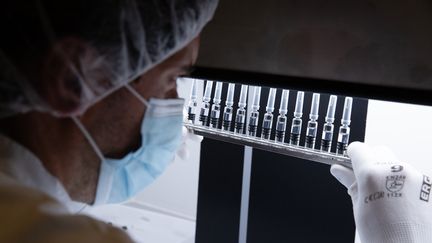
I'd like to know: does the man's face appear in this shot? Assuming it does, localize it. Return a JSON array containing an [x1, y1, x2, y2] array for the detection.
[[82, 37, 200, 159]]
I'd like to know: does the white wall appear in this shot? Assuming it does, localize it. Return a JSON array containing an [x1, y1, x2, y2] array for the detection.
[[365, 100, 432, 175]]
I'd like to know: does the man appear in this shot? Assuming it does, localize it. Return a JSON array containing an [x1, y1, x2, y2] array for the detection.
[[1, 1, 431, 243], [0, 0, 217, 242]]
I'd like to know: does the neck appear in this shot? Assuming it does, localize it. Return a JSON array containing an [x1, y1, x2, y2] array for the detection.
[[0, 112, 99, 204]]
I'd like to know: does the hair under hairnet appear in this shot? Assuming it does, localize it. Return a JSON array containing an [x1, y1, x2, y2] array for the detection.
[[0, 0, 218, 117]]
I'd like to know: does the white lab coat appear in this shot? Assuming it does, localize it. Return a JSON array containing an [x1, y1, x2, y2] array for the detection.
[[0, 134, 134, 242]]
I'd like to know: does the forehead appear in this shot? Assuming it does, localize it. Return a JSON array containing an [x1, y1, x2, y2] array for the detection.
[[157, 37, 200, 70]]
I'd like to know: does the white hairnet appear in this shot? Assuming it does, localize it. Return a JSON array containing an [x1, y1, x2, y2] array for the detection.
[[0, 0, 218, 117]]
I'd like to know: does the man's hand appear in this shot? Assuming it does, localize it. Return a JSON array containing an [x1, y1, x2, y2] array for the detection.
[[176, 126, 203, 161], [330, 142, 432, 243]]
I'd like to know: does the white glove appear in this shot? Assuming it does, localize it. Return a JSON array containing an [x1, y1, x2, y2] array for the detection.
[[330, 142, 432, 243], [176, 126, 203, 161]]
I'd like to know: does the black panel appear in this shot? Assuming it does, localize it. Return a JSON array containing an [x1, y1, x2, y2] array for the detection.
[[195, 138, 245, 243], [195, 83, 368, 242], [247, 152, 355, 242], [247, 97, 368, 242]]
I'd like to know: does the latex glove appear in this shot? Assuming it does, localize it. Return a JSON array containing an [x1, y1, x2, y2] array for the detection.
[[331, 142, 432, 243], [176, 126, 203, 160]]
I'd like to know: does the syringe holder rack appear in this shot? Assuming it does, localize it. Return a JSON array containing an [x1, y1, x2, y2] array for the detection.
[[184, 123, 352, 169]]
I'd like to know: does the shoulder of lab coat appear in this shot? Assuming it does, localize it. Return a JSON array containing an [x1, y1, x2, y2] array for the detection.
[[0, 173, 134, 243], [0, 134, 134, 242], [0, 133, 86, 213]]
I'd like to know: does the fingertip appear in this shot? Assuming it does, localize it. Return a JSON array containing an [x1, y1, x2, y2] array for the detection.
[[347, 142, 375, 172], [330, 164, 351, 177], [330, 164, 343, 177], [347, 141, 364, 157], [330, 164, 355, 188]]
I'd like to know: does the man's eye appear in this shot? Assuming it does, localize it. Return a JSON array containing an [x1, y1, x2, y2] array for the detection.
[[178, 66, 195, 78]]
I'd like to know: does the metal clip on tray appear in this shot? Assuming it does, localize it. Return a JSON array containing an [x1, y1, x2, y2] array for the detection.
[[184, 123, 352, 169]]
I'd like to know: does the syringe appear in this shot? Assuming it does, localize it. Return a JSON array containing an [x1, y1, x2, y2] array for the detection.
[[199, 80, 213, 126], [336, 97, 353, 155], [275, 90, 289, 143], [261, 88, 276, 140], [210, 82, 223, 129], [248, 86, 261, 137], [320, 95, 337, 152], [235, 85, 248, 134], [305, 93, 320, 149], [187, 79, 198, 124], [289, 91, 304, 146], [222, 83, 235, 131]]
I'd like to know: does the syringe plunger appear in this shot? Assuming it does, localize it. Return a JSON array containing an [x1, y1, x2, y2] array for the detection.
[[190, 79, 197, 100], [275, 89, 289, 143], [309, 93, 320, 120], [226, 83, 235, 106], [289, 91, 304, 146], [187, 79, 198, 123], [203, 81, 213, 102], [238, 85, 248, 108], [248, 86, 261, 137], [222, 83, 235, 131], [213, 82, 223, 104], [235, 85, 248, 134], [341, 97, 353, 125], [337, 97, 353, 155], [294, 91, 305, 117], [210, 82, 223, 128], [320, 95, 338, 152], [251, 86, 261, 111], [266, 88, 277, 112], [325, 95, 338, 123], [199, 80, 214, 126], [279, 90, 289, 115], [305, 93, 320, 149]]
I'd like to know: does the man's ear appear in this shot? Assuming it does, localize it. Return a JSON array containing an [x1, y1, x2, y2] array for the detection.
[[40, 37, 97, 116]]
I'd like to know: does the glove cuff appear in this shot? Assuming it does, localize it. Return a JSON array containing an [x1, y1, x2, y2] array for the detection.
[[363, 221, 432, 243]]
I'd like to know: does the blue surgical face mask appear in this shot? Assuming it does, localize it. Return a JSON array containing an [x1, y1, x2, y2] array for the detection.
[[73, 84, 184, 204]]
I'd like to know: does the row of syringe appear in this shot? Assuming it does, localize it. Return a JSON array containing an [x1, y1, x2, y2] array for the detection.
[[186, 80, 353, 155]]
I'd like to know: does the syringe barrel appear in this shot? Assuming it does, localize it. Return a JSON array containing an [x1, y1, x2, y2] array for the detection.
[[336, 125, 351, 155], [275, 115, 287, 143], [290, 117, 302, 146], [261, 112, 274, 139], [325, 95, 338, 123], [222, 106, 233, 131], [305, 120, 318, 149], [266, 88, 277, 113], [341, 97, 353, 125], [210, 104, 221, 128], [320, 123, 334, 152], [203, 81, 213, 102], [235, 107, 246, 133], [187, 100, 197, 124], [199, 102, 211, 126], [248, 111, 260, 136], [294, 91, 304, 118]]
